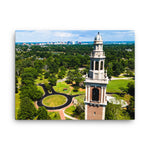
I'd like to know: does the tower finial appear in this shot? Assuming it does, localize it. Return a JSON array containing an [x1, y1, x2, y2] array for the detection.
[[98, 32, 99, 34]]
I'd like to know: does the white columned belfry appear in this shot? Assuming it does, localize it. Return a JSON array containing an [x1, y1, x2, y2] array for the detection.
[[84, 32, 109, 120]]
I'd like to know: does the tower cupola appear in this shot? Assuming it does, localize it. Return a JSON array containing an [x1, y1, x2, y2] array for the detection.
[[94, 32, 102, 41]]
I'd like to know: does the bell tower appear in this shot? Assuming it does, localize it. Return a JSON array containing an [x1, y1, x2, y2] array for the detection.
[[84, 32, 108, 120]]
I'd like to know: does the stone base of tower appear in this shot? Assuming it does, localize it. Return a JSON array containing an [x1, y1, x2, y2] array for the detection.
[[85, 103, 106, 120]]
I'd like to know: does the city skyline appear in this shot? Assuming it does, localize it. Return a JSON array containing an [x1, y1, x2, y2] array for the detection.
[[16, 30, 135, 42]]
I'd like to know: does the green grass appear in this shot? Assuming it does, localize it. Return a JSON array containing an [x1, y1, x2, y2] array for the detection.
[[37, 85, 45, 95], [48, 112, 61, 120], [65, 105, 76, 117], [35, 75, 48, 84], [17, 77, 21, 87], [65, 117, 72, 120], [70, 87, 85, 95], [75, 95, 85, 104], [42, 95, 66, 107], [54, 81, 85, 95], [15, 92, 21, 119], [112, 94, 132, 102], [53, 82, 70, 94], [107, 79, 134, 93]]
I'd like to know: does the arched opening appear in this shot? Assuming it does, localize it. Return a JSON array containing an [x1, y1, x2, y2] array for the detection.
[[91, 61, 94, 70], [92, 88, 99, 101], [100, 61, 103, 70], [95, 61, 99, 70]]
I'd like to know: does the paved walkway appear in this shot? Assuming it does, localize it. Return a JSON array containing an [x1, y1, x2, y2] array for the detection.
[[111, 77, 133, 80], [59, 110, 65, 120]]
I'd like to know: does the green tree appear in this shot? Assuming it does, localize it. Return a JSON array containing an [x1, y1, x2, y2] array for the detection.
[[44, 71, 50, 79], [127, 82, 135, 97], [23, 67, 38, 79], [105, 102, 130, 120], [46, 56, 59, 74], [128, 58, 134, 70], [127, 97, 135, 119], [107, 63, 113, 79], [20, 85, 43, 101], [66, 70, 74, 84], [48, 74, 57, 86], [45, 83, 52, 92], [17, 97, 37, 120], [15, 76, 18, 93], [34, 59, 44, 73], [74, 104, 85, 120], [73, 69, 84, 86], [21, 72, 34, 85], [37, 106, 50, 120]]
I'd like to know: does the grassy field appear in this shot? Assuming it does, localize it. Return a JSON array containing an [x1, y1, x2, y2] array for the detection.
[[64, 105, 76, 117], [54, 82, 70, 94], [37, 85, 45, 95], [65, 117, 72, 120], [15, 92, 20, 119], [42, 95, 66, 107], [75, 95, 85, 104], [53, 81, 85, 95], [112, 93, 132, 102], [107, 79, 134, 93], [35, 75, 48, 84], [48, 112, 61, 120]]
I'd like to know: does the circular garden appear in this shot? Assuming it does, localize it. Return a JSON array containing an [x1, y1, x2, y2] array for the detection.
[[42, 95, 67, 107]]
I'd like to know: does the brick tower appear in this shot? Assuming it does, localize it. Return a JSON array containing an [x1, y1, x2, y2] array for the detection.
[[84, 32, 108, 120]]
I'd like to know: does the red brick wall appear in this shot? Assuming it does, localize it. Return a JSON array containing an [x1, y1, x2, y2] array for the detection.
[[87, 105, 103, 120], [90, 87, 101, 102]]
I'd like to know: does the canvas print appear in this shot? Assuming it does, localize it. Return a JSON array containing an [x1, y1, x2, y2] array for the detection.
[[15, 30, 135, 120]]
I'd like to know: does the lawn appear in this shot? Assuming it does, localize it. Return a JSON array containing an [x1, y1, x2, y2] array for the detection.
[[15, 92, 20, 119], [42, 95, 67, 107], [53, 81, 85, 95], [75, 95, 85, 104], [35, 75, 48, 84], [48, 112, 61, 120], [65, 117, 72, 120], [53, 82, 70, 94], [37, 85, 45, 95], [107, 79, 134, 93], [112, 94, 132, 102], [64, 105, 76, 117]]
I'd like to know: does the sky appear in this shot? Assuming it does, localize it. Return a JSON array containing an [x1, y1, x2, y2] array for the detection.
[[15, 30, 135, 42]]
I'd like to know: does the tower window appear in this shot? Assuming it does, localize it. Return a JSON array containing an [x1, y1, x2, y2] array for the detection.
[[100, 61, 103, 70], [92, 88, 99, 101], [94, 112, 96, 116], [95, 61, 99, 70], [91, 61, 94, 70]]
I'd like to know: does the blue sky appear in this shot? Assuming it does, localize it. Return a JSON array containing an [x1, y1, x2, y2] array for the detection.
[[15, 30, 135, 42]]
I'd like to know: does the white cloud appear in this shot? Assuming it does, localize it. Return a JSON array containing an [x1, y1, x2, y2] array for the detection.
[[54, 32, 79, 38]]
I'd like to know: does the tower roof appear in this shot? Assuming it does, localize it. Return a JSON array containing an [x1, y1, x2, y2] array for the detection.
[[94, 32, 102, 41]]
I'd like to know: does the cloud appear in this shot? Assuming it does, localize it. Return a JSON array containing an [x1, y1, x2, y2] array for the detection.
[[16, 30, 135, 42], [54, 32, 79, 38]]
